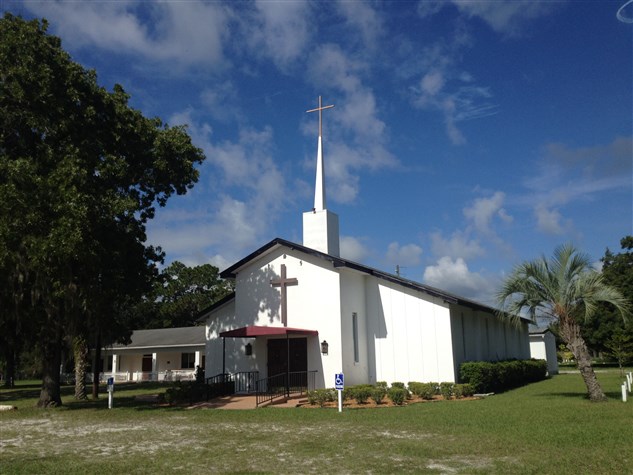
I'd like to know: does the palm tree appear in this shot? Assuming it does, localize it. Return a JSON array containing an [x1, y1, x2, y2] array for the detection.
[[497, 244, 630, 402]]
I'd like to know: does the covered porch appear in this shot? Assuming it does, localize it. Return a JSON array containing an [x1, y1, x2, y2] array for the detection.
[[103, 327, 206, 382], [207, 325, 321, 407]]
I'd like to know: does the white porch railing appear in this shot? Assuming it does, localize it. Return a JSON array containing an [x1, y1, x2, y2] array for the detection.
[[61, 370, 196, 384]]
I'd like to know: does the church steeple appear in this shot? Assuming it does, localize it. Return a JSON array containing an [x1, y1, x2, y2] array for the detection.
[[303, 96, 340, 257], [306, 96, 333, 211]]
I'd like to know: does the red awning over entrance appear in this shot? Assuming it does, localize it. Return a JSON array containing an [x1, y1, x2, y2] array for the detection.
[[219, 325, 318, 338]]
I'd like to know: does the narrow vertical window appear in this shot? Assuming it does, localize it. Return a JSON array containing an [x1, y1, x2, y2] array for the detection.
[[352, 312, 359, 363]]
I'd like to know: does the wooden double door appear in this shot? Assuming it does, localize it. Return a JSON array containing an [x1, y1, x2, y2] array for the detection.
[[267, 338, 307, 378]]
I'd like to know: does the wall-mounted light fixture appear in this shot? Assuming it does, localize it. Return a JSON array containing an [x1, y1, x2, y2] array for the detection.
[[321, 340, 329, 355], [245, 343, 253, 356]]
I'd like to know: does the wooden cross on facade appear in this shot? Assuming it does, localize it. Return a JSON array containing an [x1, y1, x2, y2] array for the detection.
[[306, 96, 334, 138], [270, 264, 298, 327]]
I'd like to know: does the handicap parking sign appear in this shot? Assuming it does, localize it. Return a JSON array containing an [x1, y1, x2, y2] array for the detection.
[[335, 373, 344, 390]]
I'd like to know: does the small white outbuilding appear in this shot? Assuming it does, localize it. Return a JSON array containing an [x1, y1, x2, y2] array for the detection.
[[529, 327, 559, 375]]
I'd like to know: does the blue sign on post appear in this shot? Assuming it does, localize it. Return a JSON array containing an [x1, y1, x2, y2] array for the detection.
[[107, 377, 114, 386], [335, 373, 344, 390]]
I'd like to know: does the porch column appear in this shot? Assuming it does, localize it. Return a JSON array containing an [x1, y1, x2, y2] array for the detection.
[[194, 351, 202, 367], [222, 338, 226, 376], [152, 353, 157, 381], [111, 354, 118, 377]]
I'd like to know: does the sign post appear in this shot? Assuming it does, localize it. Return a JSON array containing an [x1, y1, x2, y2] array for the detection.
[[107, 377, 114, 409], [335, 373, 344, 413]]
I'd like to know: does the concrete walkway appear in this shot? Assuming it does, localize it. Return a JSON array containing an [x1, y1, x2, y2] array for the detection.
[[187, 394, 307, 410]]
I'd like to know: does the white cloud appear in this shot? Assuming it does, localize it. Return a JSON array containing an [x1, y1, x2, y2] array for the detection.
[[451, 0, 562, 37], [420, 70, 445, 96], [149, 109, 287, 265], [25, 1, 229, 69], [417, 0, 444, 18], [200, 82, 243, 123], [385, 242, 423, 267], [463, 191, 512, 235], [534, 204, 567, 236], [246, 0, 312, 71], [335, 0, 384, 47], [429, 231, 485, 260], [522, 137, 632, 236], [408, 26, 497, 145], [417, 0, 562, 37], [423, 256, 496, 303], [340, 236, 371, 262], [209, 254, 233, 273], [306, 44, 397, 203]]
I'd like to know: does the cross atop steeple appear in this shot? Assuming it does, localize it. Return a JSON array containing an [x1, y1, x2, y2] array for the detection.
[[306, 96, 334, 212], [306, 96, 334, 139]]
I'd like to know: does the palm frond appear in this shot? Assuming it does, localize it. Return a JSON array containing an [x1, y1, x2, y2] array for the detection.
[[497, 244, 630, 326]]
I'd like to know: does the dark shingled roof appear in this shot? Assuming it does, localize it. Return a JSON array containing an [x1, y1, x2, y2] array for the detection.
[[529, 325, 552, 335], [110, 326, 205, 350], [218, 237, 530, 321]]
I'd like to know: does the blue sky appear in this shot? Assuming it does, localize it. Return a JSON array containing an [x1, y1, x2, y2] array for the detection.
[[8, 0, 633, 306]]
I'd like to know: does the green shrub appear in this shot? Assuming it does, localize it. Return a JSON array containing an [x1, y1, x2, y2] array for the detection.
[[460, 359, 547, 393], [376, 381, 388, 390], [342, 387, 354, 401], [306, 390, 319, 406], [453, 383, 474, 399], [418, 383, 436, 400], [388, 387, 407, 405], [164, 388, 175, 405], [439, 382, 454, 400], [371, 387, 387, 404], [163, 381, 206, 405], [354, 385, 373, 404], [391, 382, 405, 389], [407, 382, 422, 396], [307, 389, 336, 407]]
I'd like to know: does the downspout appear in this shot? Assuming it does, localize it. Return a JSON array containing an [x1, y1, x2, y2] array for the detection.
[[286, 334, 290, 398]]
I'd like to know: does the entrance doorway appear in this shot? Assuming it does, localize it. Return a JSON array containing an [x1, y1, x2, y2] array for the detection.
[[142, 354, 152, 381], [267, 338, 307, 378]]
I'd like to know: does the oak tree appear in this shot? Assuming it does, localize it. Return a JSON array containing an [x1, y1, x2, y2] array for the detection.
[[0, 14, 205, 406]]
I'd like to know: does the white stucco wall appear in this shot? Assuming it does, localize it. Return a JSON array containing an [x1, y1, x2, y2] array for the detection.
[[338, 270, 369, 386], [365, 279, 455, 385], [205, 246, 342, 388], [450, 305, 531, 380]]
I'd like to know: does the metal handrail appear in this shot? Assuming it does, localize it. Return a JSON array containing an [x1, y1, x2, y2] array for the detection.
[[206, 372, 232, 401], [205, 371, 260, 400], [233, 371, 259, 394], [255, 370, 317, 407]]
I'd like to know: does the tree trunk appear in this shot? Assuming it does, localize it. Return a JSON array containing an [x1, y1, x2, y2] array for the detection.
[[559, 316, 607, 402], [3, 346, 16, 388], [37, 333, 62, 407], [73, 335, 88, 400], [92, 331, 101, 400]]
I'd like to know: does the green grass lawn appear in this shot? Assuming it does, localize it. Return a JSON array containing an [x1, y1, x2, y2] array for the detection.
[[1, 371, 632, 474]]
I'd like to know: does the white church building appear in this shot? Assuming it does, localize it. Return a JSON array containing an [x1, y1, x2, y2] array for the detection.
[[202, 98, 530, 391]]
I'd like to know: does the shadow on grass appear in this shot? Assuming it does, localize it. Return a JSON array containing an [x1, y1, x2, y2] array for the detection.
[[0, 383, 77, 403], [0, 381, 180, 411], [63, 397, 173, 412], [535, 390, 624, 401]]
